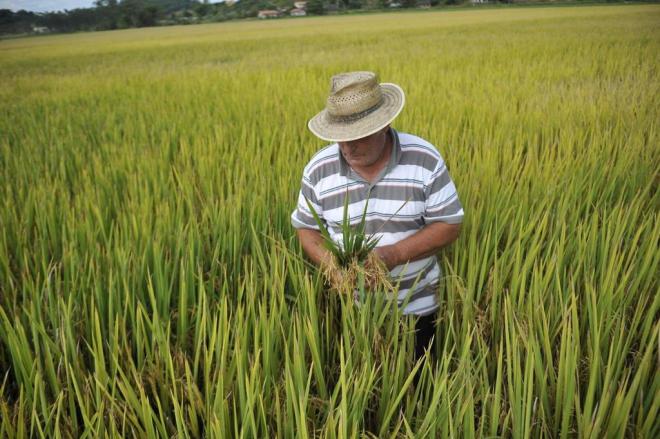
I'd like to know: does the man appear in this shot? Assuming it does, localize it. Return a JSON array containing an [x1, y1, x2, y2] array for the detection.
[[291, 71, 464, 362]]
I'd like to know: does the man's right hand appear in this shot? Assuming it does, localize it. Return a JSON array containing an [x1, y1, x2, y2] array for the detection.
[[320, 258, 348, 292], [296, 228, 331, 266]]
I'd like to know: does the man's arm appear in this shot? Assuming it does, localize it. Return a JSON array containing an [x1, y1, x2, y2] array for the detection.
[[297, 221, 461, 271], [372, 221, 461, 270], [296, 228, 334, 267]]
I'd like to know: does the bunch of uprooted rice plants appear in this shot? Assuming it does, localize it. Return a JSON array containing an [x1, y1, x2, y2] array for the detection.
[[0, 4, 658, 438], [305, 192, 405, 299]]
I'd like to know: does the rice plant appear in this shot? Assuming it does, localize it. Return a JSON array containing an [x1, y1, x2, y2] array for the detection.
[[304, 191, 402, 299], [305, 193, 381, 270]]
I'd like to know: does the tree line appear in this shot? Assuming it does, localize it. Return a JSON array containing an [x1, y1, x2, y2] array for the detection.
[[0, 0, 608, 36]]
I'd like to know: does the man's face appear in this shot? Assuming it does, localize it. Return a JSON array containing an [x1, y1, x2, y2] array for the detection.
[[338, 126, 389, 169]]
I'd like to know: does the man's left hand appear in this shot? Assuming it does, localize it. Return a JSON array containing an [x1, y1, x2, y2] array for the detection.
[[372, 245, 400, 271]]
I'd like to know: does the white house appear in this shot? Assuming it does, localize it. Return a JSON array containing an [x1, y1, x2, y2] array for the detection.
[[257, 10, 281, 19]]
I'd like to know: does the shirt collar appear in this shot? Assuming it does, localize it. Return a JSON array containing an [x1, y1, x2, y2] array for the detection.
[[338, 127, 402, 178]]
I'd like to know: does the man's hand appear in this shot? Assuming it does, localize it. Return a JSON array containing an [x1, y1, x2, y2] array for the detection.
[[297, 228, 355, 294], [362, 251, 393, 292], [296, 228, 332, 266], [372, 245, 401, 271], [319, 257, 350, 293]]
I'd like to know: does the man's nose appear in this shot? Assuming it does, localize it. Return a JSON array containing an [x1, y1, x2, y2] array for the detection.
[[342, 142, 357, 152], [348, 139, 367, 150]]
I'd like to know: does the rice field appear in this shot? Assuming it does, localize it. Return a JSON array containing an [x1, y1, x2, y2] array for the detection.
[[1, 4, 659, 437]]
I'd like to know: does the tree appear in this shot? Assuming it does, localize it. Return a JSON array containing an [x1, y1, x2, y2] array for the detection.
[[194, 2, 211, 16], [307, 0, 326, 14], [117, 0, 162, 28], [362, 0, 387, 9], [0, 9, 38, 35], [137, 6, 159, 26], [93, 0, 120, 29]]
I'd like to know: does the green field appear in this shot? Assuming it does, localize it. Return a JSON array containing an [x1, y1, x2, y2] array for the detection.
[[1, 5, 659, 437]]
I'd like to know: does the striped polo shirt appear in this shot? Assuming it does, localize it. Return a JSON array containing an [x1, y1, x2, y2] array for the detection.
[[291, 128, 464, 316]]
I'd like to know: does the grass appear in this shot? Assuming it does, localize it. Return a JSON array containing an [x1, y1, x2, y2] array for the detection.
[[0, 4, 658, 437]]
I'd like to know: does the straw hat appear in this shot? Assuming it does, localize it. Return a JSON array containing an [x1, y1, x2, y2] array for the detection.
[[308, 71, 405, 142]]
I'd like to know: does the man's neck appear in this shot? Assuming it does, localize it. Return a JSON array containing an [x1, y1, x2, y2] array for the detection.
[[351, 130, 393, 184]]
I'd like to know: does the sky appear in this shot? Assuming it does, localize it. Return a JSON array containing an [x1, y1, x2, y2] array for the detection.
[[0, 0, 97, 12]]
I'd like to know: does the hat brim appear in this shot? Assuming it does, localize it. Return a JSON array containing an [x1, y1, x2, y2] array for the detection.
[[307, 83, 405, 142]]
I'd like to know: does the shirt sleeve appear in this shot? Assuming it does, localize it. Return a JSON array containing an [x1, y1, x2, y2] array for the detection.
[[422, 158, 464, 225], [291, 172, 325, 230]]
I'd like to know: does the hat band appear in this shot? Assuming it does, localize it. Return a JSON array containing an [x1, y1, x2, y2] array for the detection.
[[328, 98, 383, 123]]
